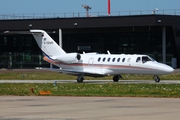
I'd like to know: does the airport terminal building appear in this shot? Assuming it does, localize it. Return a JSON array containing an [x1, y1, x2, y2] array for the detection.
[[0, 10, 180, 69]]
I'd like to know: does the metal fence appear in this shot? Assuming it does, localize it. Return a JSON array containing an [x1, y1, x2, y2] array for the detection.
[[0, 9, 180, 20]]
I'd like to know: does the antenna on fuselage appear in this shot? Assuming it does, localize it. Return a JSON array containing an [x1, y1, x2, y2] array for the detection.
[[107, 50, 111, 55]]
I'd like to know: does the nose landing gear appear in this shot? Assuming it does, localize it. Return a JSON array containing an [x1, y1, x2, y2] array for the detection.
[[153, 75, 160, 82]]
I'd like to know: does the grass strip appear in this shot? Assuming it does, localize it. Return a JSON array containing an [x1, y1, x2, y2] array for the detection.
[[0, 83, 180, 97]]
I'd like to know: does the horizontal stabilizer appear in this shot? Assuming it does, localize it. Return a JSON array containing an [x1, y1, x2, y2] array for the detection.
[[4, 31, 31, 34], [4, 30, 54, 34]]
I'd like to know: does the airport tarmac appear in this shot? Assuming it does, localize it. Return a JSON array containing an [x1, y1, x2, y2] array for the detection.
[[0, 69, 180, 120], [0, 96, 180, 120]]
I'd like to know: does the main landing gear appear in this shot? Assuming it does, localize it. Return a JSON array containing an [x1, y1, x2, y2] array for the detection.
[[77, 74, 84, 83], [76, 74, 160, 83], [153, 75, 160, 82], [113, 75, 123, 82]]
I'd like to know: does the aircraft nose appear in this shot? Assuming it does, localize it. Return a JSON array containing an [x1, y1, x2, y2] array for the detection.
[[163, 65, 174, 73]]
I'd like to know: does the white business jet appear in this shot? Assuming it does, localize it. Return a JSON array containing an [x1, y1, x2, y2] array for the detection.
[[30, 29, 174, 83]]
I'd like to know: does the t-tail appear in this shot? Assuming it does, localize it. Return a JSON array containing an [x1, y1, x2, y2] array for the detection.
[[30, 29, 81, 64], [30, 29, 66, 57]]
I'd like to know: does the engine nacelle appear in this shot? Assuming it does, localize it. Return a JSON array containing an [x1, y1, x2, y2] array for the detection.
[[51, 53, 81, 63]]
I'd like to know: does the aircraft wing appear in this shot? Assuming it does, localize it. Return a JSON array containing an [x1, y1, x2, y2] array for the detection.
[[35, 67, 105, 77]]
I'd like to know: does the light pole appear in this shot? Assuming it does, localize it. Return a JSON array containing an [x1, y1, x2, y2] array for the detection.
[[82, 4, 92, 17]]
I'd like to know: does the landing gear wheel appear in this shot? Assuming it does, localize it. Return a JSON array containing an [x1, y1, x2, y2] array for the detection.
[[154, 76, 160, 82], [77, 76, 84, 83], [113, 75, 120, 82]]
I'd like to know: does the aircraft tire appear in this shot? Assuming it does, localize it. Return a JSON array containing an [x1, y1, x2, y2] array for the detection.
[[77, 76, 84, 83], [113, 75, 119, 82], [154, 76, 160, 82]]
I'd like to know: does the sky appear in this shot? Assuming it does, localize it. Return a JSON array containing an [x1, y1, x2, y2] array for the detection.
[[0, 0, 179, 15]]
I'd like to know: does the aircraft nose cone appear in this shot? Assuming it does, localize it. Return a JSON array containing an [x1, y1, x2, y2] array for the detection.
[[164, 66, 174, 73], [155, 63, 175, 74]]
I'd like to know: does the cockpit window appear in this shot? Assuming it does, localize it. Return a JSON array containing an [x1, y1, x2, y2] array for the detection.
[[148, 56, 155, 61], [142, 56, 152, 63]]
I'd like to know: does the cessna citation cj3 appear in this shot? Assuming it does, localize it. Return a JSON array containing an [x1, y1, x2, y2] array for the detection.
[[30, 29, 174, 83]]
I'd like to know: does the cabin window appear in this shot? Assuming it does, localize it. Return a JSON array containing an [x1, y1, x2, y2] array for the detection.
[[117, 58, 120, 62], [122, 58, 125, 62], [107, 58, 111, 62], [127, 58, 131, 62], [136, 57, 141, 63], [112, 58, 116, 62], [103, 57, 106, 62], [98, 57, 101, 62]]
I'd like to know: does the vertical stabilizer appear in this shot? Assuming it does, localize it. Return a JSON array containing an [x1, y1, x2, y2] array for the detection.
[[30, 30, 66, 57]]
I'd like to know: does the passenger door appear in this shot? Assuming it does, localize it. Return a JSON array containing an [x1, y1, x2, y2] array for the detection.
[[88, 57, 94, 66]]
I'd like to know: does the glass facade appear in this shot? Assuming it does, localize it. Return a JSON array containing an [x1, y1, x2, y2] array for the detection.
[[0, 27, 174, 69], [0, 34, 54, 69], [63, 27, 174, 65]]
